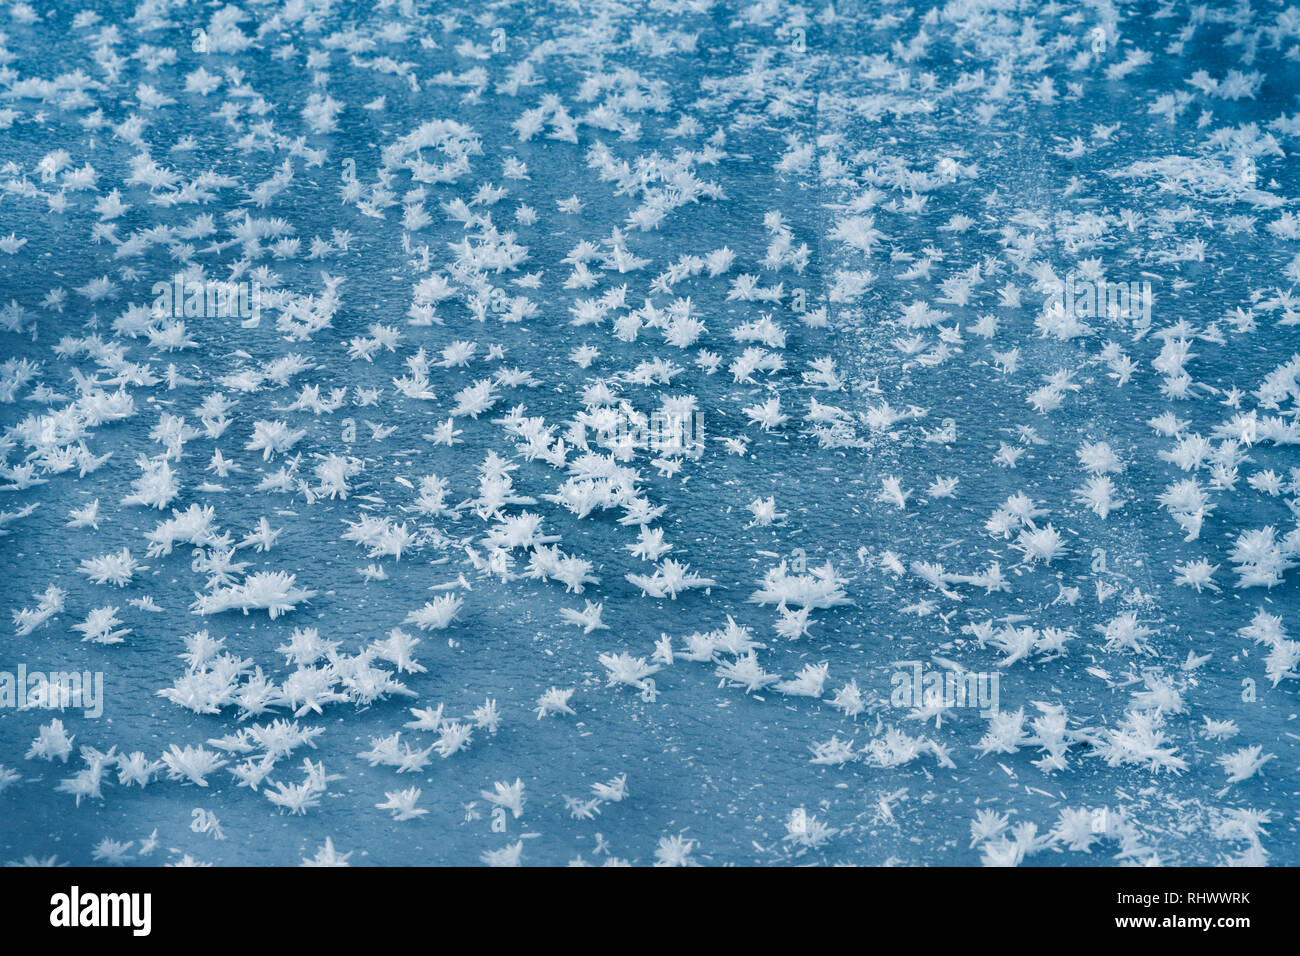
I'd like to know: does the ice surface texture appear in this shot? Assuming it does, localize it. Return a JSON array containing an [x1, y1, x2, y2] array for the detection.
[[0, 0, 1298, 866]]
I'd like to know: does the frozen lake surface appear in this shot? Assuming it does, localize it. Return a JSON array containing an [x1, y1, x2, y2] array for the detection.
[[0, 0, 1298, 866]]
